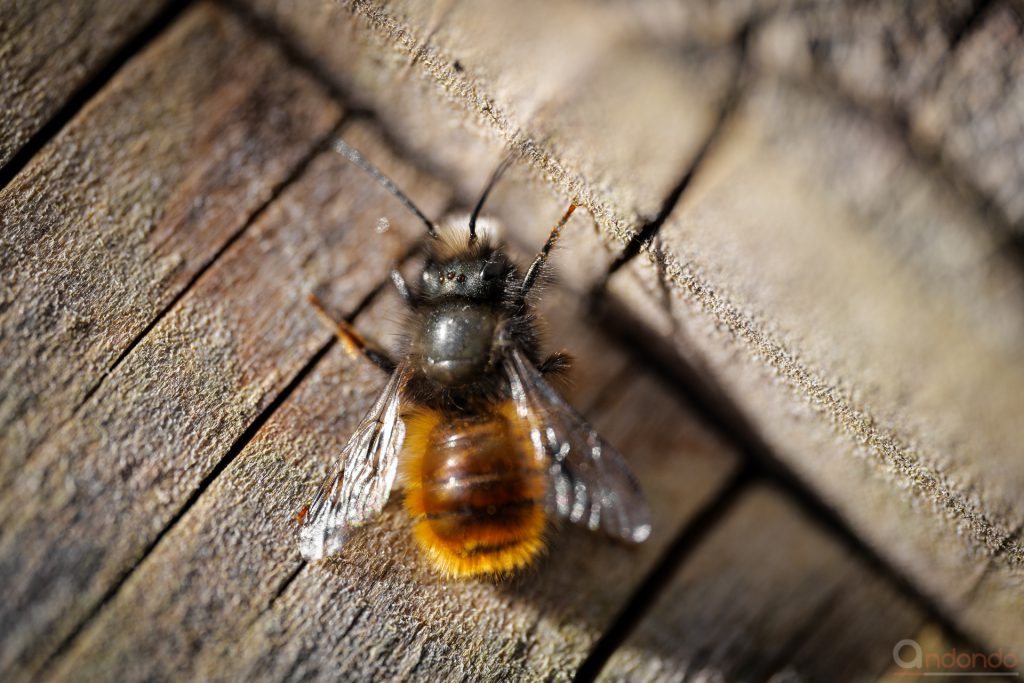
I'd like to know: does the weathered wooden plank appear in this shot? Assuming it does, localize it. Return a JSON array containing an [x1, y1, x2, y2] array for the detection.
[[41, 301, 396, 683], [0, 0, 175, 170], [610, 76, 1024, 653], [240, 0, 736, 278], [0, 120, 448, 682], [596, 485, 923, 682], [0, 2, 342, 484]]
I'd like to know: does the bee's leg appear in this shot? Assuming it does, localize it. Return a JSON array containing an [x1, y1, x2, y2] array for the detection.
[[521, 201, 578, 297], [539, 351, 573, 377], [307, 292, 395, 373], [390, 269, 414, 307]]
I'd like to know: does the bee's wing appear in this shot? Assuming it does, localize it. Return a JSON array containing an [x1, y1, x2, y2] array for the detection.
[[505, 348, 651, 543], [298, 363, 409, 561]]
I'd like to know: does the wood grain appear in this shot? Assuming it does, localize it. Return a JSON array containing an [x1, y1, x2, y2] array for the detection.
[[3, 0, 1016, 677], [0, 114, 451, 681], [0, 2, 340, 485], [0, 0, 175, 170], [596, 485, 923, 682]]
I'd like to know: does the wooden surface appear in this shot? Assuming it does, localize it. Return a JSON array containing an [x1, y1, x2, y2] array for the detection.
[[237, 0, 1024, 660], [2, 0, 1021, 680], [598, 486, 922, 683], [0, 3, 341, 487], [0, 0, 175, 170]]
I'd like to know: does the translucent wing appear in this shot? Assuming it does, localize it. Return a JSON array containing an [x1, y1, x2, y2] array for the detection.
[[505, 348, 651, 543], [298, 364, 409, 561]]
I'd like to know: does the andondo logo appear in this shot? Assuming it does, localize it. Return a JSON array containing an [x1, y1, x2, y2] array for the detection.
[[893, 639, 1019, 677]]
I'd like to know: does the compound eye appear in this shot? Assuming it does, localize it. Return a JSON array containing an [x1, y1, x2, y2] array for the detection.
[[480, 260, 504, 280]]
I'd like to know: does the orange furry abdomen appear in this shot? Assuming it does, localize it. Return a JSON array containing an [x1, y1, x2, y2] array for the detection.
[[401, 403, 547, 577]]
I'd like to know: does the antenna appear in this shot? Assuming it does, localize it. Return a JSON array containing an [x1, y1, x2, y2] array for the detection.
[[521, 201, 577, 295], [332, 138, 439, 238], [468, 153, 515, 242]]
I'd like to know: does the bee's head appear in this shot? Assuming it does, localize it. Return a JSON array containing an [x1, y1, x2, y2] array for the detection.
[[417, 219, 517, 302], [419, 246, 514, 302]]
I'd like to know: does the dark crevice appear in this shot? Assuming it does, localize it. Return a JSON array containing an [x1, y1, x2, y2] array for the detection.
[[948, 0, 998, 51], [600, 89, 737, 282], [572, 468, 754, 683], [257, 560, 307, 623], [0, 0, 193, 193], [588, 295, 996, 665], [225, 0, 464, 206], [229, 0, 477, 214], [600, 22, 753, 285], [218, 0, 348, 104]]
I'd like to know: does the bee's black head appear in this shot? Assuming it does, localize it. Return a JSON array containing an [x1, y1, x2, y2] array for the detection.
[[419, 231, 517, 303]]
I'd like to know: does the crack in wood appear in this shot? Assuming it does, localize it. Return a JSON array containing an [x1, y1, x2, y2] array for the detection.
[[571, 468, 753, 683], [948, 0, 1000, 52], [255, 560, 307, 627], [0, 0, 193, 193], [600, 21, 755, 285]]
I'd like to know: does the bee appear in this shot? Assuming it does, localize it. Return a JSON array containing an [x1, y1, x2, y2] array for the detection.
[[298, 139, 651, 577]]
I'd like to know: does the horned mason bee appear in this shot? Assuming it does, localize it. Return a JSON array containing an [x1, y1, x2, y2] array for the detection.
[[298, 140, 651, 577]]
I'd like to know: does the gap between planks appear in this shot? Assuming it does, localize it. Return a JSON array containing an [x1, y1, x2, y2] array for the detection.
[[572, 468, 754, 683]]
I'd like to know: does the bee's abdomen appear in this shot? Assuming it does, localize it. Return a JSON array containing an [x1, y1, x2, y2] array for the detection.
[[402, 404, 547, 577]]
